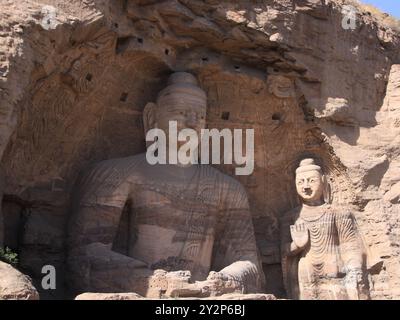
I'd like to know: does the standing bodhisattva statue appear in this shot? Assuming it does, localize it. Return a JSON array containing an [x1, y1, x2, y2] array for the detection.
[[67, 72, 264, 298], [280, 158, 370, 300]]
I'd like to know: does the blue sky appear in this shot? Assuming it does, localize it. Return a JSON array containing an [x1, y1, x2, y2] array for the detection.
[[360, 0, 400, 18]]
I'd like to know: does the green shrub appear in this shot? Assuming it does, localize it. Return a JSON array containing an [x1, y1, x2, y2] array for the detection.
[[0, 247, 19, 266]]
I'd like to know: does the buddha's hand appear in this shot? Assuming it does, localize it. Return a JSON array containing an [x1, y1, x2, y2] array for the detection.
[[193, 271, 244, 297], [164, 271, 244, 298], [290, 223, 309, 249]]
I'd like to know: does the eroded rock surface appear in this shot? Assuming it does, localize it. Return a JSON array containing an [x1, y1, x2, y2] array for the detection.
[[0, 261, 39, 300], [75, 292, 143, 300], [74, 292, 276, 300]]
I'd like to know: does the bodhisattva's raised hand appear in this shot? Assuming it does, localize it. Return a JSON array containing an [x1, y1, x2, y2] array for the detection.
[[290, 223, 309, 249]]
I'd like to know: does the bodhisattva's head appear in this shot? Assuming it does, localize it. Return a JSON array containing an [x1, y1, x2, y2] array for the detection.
[[295, 158, 328, 205], [143, 72, 207, 146]]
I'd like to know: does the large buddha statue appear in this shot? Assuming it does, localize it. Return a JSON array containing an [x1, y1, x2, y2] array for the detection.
[[66, 72, 264, 298], [280, 158, 370, 300]]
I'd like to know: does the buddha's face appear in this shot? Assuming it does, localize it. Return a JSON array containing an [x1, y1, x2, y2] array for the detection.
[[155, 98, 207, 145], [295, 170, 324, 202]]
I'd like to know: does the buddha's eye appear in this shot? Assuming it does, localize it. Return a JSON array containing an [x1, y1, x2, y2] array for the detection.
[[297, 180, 303, 185]]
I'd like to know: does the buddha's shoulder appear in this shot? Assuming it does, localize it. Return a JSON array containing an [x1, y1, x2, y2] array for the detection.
[[82, 153, 147, 175]]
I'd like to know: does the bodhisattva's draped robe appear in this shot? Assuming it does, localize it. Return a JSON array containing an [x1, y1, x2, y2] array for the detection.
[[280, 204, 366, 300]]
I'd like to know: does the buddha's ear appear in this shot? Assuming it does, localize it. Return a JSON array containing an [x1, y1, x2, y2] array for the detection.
[[143, 102, 157, 136]]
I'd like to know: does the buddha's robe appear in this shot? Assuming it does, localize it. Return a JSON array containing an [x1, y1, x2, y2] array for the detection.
[[67, 153, 263, 295]]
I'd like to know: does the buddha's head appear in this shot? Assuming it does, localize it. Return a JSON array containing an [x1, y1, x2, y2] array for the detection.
[[143, 72, 207, 146], [295, 158, 329, 205]]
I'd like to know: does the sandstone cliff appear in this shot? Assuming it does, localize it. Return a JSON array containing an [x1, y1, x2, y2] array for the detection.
[[0, 0, 399, 299]]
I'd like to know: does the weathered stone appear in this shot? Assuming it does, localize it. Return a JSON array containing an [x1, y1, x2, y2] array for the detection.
[[0, 0, 399, 300], [382, 64, 400, 112], [0, 261, 39, 300], [204, 293, 277, 300], [384, 182, 400, 204], [75, 292, 143, 300], [74, 292, 276, 300]]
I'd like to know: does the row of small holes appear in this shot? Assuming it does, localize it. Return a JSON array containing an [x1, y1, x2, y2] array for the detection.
[[201, 57, 240, 72], [220, 112, 282, 121], [116, 98, 281, 122]]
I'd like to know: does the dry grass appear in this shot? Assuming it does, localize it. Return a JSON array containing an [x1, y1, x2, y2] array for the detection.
[[361, 3, 400, 31]]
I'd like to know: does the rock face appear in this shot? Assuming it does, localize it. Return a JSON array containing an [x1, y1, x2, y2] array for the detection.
[[74, 292, 276, 300], [75, 292, 143, 300], [0, 261, 39, 300], [0, 0, 399, 299]]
